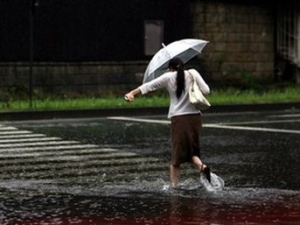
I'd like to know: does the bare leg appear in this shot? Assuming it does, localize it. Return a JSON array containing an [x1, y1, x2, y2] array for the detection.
[[192, 156, 211, 182], [192, 156, 205, 170], [170, 165, 180, 188]]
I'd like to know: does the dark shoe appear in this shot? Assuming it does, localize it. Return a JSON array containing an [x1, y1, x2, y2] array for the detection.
[[202, 166, 211, 183]]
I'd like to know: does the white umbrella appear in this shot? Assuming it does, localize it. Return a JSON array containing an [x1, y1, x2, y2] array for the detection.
[[143, 38, 209, 83]]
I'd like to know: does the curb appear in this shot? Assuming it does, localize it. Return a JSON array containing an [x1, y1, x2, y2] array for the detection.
[[0, 102, 299, 121]]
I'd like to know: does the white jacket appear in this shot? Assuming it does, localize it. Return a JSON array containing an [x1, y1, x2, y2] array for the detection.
[[139, 69, 210, 118]]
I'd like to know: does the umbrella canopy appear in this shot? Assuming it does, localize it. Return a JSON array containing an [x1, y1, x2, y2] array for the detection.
[[143, 38, 208, 83]]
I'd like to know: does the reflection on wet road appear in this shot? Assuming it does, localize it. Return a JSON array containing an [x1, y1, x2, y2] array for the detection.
[[0, 109, 300, 224]]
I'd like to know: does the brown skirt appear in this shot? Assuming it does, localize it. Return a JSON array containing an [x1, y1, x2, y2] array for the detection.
[[171, 113, 202, 166]]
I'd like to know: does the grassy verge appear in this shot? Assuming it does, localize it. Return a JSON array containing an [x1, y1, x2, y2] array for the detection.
[[1, 86, 300, 111], [209, 86, 300, 105]]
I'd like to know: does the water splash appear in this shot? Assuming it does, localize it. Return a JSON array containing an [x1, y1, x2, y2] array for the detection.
[[161, 172, 225, 194], [200, 172, 225, 192]]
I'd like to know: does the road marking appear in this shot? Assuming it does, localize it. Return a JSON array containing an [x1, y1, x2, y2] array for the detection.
[[107, 116, 170, 124], [0, 126, 17, 131], [269, 114, 300, 118], [0, 130, 32, 135], [0, 124, 172, 183], [0, 148, 134, 159], [0, 133, 46, 139], [0, 140, 80, 148], [0, 144, 100, 153], [0, 137, 61, 143], [107, 116, 300, 135], [222, 119, 300, 125], [205, 124, 300, 134]]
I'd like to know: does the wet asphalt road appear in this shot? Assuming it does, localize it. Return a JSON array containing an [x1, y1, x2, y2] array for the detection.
[[0, 108, 300, 224]]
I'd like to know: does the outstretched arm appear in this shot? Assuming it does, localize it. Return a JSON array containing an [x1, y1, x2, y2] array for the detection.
[[125, 72, 170, 102], [124, 88, 141, 102]]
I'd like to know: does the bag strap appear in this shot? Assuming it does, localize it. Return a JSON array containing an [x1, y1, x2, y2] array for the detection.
[[188, 70, 203, 94], [187, 70, 195, 82], [187, 70, 196, 93]]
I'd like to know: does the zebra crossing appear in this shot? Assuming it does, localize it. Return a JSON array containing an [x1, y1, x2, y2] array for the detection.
[[0, 123, 200, 193]]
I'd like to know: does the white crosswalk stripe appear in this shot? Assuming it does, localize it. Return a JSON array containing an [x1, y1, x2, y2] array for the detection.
[[0, 130, 32, 135], [0, 124, 195, 185], [0, 137, 61, 143], [0, 126, 18, 131], [0, 133, 46, 139], [0, 140, 82, 148], [0, 123, 200, 191]]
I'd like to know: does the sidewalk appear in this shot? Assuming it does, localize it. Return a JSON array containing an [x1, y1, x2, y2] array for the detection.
[[0, 102, 299, 121]]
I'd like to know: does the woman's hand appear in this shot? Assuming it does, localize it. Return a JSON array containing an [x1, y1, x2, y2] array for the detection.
[[124, 92, 135, 102], [124, 88, 141, 102]]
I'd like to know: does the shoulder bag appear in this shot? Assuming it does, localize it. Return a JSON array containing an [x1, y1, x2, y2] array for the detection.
[[188, 71, 211, 110]]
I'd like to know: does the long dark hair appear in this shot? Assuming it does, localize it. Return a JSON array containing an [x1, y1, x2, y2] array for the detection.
[[169, 57, 185, 99]]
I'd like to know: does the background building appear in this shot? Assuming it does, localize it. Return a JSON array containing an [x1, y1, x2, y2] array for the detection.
[[0, 0, 296, 97]]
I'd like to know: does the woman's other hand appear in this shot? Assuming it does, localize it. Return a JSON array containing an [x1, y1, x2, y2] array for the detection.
[[124, 93, 134, 102], [124, 88, 141, 102]]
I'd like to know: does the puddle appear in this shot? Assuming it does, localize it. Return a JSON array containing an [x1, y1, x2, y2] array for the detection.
[[1, 115, 300, 224], [1, 176, 300, 225], [0, 169, 300, 224]]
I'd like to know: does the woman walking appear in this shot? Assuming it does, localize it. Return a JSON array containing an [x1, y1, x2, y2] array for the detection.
[[125, 57, 211, 188]]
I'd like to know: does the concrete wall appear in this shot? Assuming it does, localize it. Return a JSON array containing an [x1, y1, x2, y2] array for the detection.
[[190, 0, 275, 87], [0, 62, 146, 97], [0, 1, 276, 97]]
